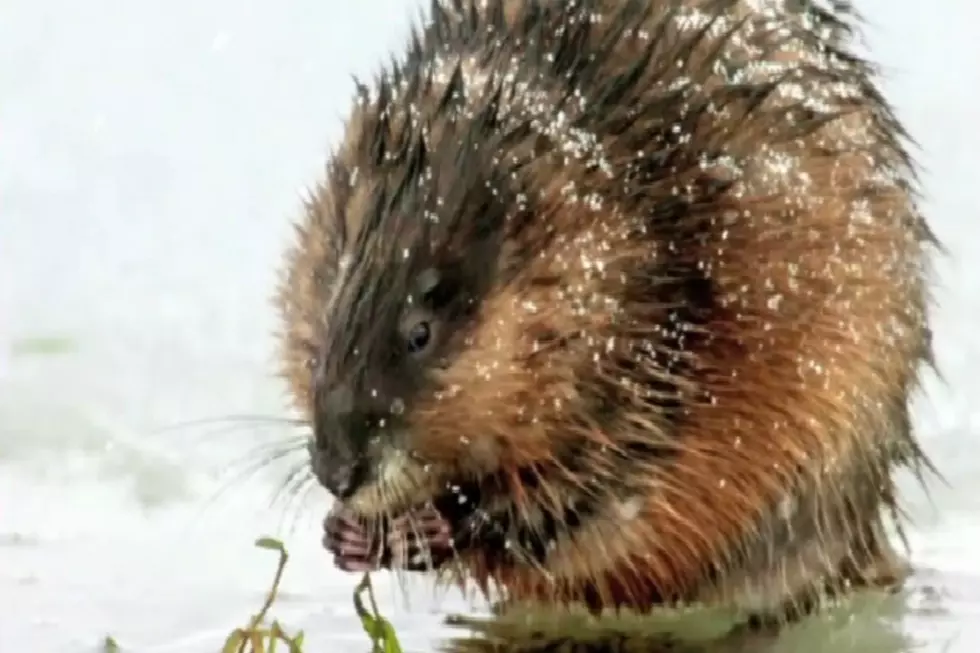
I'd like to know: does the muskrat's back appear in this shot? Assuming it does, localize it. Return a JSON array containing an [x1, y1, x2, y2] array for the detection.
[[277, 0, 938, 645]]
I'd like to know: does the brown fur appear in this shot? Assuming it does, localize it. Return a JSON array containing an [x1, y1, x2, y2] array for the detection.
[[276, 0, 937, 648]]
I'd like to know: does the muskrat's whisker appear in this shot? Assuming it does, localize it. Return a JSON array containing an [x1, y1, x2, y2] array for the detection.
[[370, 510, 387, 572], [152, 413, 308, 433], [408, 510, 429, 566], [140, 416, 308, 465], [230, 436, 307, 463], [148, 413, 308, 437], [196, 441, 308, 515], [273, 465, 319, 536], [186, 421, 302, 447], [287, 477, 320, 535], [272, 472, 305, 536], [220, 439, 308, 489], [390, 509, 423, 604], [269, 458, 312, 510]]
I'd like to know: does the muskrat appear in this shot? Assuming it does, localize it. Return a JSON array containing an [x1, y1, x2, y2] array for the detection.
[[275, 0, 938, 648]]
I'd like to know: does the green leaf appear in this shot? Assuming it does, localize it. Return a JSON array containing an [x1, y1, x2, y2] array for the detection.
[[281, 628, 305, 653], [102, 635, 120, 653], [220, 630, 245, 653], [10, 336, 77, 357], [254, 536, 285, 552], [358, 611, 382, 640], [379, 620, 404, 653], [250, 630, 267, 653]]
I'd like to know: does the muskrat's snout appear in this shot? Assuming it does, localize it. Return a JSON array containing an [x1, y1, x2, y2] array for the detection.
[[310, 385, 379, 500], [309, 426, 371, 500]]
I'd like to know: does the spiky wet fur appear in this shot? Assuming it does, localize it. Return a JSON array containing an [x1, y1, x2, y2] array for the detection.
[[275, 0, 938, 649]]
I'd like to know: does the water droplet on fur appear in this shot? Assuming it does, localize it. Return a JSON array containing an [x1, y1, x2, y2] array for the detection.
[[391, 398, 405, 415], [617, 498, 642, 520]]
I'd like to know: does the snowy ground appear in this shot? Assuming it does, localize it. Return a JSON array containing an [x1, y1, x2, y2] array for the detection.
[[1, 1, 977, 651]]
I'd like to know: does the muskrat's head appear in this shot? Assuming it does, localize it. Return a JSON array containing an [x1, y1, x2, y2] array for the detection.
[[276, 7, 708, 519]]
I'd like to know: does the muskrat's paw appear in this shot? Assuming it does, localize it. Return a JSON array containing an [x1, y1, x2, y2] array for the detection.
[[322, 504, 453, 573], [386, 505, 454, 571], [323, 506, 383, 572]]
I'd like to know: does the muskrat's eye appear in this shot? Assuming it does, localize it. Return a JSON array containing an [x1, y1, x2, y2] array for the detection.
[[407, 320, 432, 354]]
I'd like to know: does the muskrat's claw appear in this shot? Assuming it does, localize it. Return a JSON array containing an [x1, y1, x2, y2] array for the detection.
[[323, 506, 384, 572], [323, 504, 454, 573], [386, 506, 454, 571]]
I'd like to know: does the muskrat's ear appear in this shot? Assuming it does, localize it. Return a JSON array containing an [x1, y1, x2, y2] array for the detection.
[[417, 267, 441, 297], [418, 265, 466, 312]]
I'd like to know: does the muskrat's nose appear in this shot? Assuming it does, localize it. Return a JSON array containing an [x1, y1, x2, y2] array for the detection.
[[317, 453, 368, 500], [312, 385, 387, 498], [310, 429, 369, 500], [312, 391, 372, 499]]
